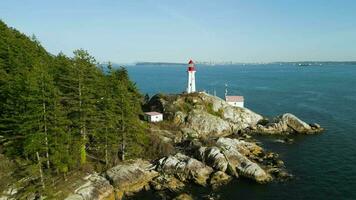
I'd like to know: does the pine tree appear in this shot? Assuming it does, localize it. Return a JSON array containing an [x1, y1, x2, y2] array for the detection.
[[0, 20, 152, 197], [57, 49, 102, 166], [115, 68, 148, 160]]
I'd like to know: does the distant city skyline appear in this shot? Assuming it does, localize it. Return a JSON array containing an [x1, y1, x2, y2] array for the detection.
[[1, 0, 356, 63]]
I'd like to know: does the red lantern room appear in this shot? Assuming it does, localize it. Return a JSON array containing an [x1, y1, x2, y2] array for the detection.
[[188, 59, 196, 72]]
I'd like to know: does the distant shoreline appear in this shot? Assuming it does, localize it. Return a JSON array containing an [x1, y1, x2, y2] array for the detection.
[[131, 61, 356, 67]]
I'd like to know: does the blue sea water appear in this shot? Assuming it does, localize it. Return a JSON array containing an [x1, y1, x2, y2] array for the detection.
[[126, 64, 356, 200]]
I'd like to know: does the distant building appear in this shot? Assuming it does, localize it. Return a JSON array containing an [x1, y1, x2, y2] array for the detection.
[[225, 96, 244, 108], [144, 112, 163, 122]]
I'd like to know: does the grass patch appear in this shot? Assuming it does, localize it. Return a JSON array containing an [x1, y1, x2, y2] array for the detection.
[[205, 103, 224, 118]]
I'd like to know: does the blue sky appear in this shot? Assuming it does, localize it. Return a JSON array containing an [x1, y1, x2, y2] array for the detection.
[[1, 0, 356, 63]]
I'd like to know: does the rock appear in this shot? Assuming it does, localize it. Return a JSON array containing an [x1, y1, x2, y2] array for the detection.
[[186, 109, 232, 137], [174, 111, 187, 124], [231, 139, 263, 157], [276, 160, 285, 167], [197, 146, 228, 172], [310, 123, 321, 129], [76, 173, 113, 200], [65, 173, 113, 200], [186, 93, 263, 135], [105, 159, 159, 198], [216, 138, 272, 183], [156, 153, 214, 186], [199, 93, 263, 128], [65, 194, 84, 200], [267, 168, 293, 181], [203, 193, 221, 200], [209, 171, 232, 190], [146, 92, 264, 138], [274, 138, 294, 144], [279, 113, 312, 133], [0, 186, 18, 200], [252, 113, 323, 135], [151, 129, 182, 143], [181, 128, 200, 140], [173, 193, 194, 200], [262, 152, 285, 168], [150, 175, 185, 192]]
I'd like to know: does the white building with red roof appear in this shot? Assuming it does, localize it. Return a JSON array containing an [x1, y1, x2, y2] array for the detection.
[[225, 95, 244, 108], [144, 112, 163, 122]]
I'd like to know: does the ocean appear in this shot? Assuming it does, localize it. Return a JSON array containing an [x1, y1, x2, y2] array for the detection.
[[126, 64, 356, 199]]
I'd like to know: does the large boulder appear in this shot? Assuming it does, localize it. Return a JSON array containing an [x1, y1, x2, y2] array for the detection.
[[150, 175, 185, 192], [65, 173, 114, 200], [252, 113, 323, 135], [105, 159, 159, 199], [197, 146, 228, 172], [156, 153, 214, 186], [199, 93, 263, 129], [209, 171, 232, 190], [186, 110, 232, 137], [216, 138, 272, 183]]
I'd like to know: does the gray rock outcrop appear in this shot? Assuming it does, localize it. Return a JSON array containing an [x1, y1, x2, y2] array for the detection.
[[186, 110, 232, 137], [197, 146, 228, 172], [65, 173, 113, 200], [147, 92, 264, 138], [216, 138, 272, 183], [150, 175, 185, 192], [156, 153, 214, 186], [106, 159, 159, 198], [251, 113, 324, 135]]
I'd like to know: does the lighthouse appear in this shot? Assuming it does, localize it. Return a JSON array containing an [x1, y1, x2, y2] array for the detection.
[[186, 59, 196, 93]]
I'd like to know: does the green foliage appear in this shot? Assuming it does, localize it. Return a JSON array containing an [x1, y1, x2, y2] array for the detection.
[[0, 20, 149, 196], [205, 103, 224, 118]]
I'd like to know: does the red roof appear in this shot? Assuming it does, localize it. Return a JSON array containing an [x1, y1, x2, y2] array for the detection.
[[188, 59, 194, 64], [225, 96, 244, 102], [145, 112, 162, 116]]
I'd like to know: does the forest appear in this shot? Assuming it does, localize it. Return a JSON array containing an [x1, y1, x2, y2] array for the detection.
[[0, 20, 153, 197]]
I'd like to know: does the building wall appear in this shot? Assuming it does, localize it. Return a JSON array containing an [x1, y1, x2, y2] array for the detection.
[[148, 114, 163, 122], [227, 101, 244, 108]]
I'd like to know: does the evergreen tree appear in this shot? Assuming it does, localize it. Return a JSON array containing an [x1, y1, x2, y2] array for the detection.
[[0, 20, 151, 197]]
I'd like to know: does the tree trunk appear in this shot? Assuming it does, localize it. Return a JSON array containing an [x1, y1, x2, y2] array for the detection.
[[42, 78, 50, 169], [121, 97, 125, 161], [63, 172, 67, 182], [105, 127, 108, 167], [43, 100, 50, 169], [79, 81, 86, 164], [36, 151, 45, 189]]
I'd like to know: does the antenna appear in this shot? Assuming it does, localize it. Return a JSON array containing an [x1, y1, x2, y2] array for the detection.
[[225, 83, 228, 97]]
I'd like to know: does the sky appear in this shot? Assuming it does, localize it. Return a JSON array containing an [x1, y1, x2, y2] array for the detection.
[[1, 0, 356, 63]]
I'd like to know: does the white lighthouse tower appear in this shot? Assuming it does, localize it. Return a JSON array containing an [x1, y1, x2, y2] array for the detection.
[[186, 59, 196, 93]]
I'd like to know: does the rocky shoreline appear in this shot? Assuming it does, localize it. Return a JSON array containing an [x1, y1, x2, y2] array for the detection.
[[65, 92, 323, 200]]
